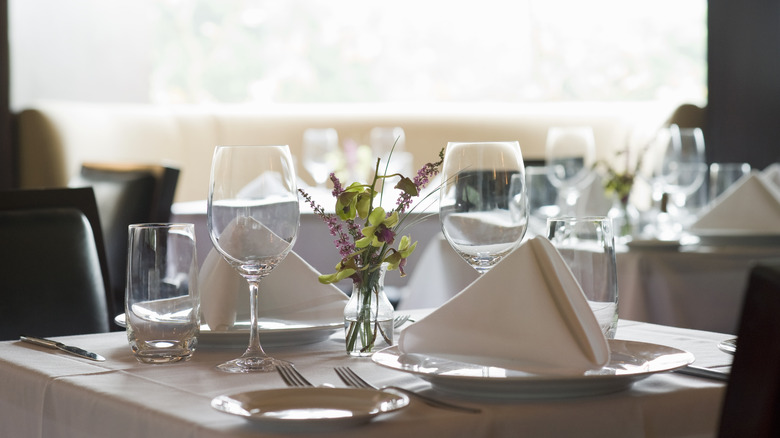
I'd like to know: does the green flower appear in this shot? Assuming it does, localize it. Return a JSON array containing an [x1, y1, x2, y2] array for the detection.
[[385, 235, 417, 275], [335, 183, 374, 221], [355, 207, 399, 248]]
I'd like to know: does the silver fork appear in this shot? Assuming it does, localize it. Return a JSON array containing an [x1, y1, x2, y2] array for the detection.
[[334, 366, 481, 414], [393, 314, 411, 328], [277, 364, 314, 387]]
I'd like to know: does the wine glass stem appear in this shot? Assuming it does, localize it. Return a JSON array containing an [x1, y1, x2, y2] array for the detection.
[[243, 279, 267, 358]]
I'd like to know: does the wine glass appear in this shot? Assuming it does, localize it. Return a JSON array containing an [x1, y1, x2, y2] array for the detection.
[[302, 128, 339, 187], [657, 125, 707, 227], [545, 127, 597, 216], [207, 145, 300, 373], [439, 141, 528, 274]]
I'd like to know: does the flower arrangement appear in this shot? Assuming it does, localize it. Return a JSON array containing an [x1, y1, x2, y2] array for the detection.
[[299, 147, 444, 355], [593, 144, 648, 239]]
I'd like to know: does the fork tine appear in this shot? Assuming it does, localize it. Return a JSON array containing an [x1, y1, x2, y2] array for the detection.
[[277, 365, 313, 387], [393, 314, 410, 328], [335, 366, 376, 389]]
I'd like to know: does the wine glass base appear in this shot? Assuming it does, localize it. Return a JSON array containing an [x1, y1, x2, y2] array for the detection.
[[216, 356, 291, 373]]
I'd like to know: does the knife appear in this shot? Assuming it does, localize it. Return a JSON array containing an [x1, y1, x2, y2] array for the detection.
[[674, 365, 729, 381], [20, 336, 106, 362]]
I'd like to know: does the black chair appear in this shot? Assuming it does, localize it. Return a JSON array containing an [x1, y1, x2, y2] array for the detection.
[[717, 262, 780, 438], [0, 188, 112, 340], [69, 163, 180, 319]]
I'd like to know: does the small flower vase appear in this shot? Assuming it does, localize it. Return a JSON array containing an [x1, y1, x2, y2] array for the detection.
[[608, 194, 639, 244], [344, 263, 394, 357]]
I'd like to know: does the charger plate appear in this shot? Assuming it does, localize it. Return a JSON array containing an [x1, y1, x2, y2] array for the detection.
[[372, 339, 694, 400], [114, 314, 340, 347], [211, 388, 409, 431]]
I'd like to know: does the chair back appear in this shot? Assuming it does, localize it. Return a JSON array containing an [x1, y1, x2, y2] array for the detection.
[[0, 188, 111, 340], [70, 163, 180, 316], [717, 262, 780, 437]]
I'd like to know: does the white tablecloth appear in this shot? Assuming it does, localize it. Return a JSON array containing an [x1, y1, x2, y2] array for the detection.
[[0, 315, 731, 438]]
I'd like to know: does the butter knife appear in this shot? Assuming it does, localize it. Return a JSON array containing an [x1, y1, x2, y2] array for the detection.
[[20, 336, 106, 362]]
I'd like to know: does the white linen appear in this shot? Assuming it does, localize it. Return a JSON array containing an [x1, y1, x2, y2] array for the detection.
[[398, 236, 610, 375], [199, 248, 347, 330], [0, 318, 730, 438], [762, 163, 780, 189], [691, 172, 780, 233]]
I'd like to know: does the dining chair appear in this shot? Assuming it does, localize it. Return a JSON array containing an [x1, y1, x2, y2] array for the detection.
[[69, 162, 180, 320], [717, 261, 780, 438], [0, 188, 112, 341]]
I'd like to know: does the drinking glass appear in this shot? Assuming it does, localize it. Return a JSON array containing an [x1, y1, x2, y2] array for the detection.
[[709, 162, 751, 202], [302, 128, 339, 187], [545, 127, 596, 216], [525, 165, 559, 236], [439, 141, 528, 274], [126, 223, 200, 363], [208, 145, 300, 373], [658, 125, 707, 227], [546, 217, 618, 339]]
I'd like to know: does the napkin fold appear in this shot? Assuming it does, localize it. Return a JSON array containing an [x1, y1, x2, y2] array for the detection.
[[691, 172, 780, 234], [397, 236, 610, 375], [199, 248, 348, 331]]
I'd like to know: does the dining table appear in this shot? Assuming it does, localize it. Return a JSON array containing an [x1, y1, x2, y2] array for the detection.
[[0, 308, 732, 438]]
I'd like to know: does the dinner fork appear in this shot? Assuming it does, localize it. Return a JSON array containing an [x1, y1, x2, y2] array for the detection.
[[277, 364, 314, 387], [334, 366, 481, 414], [393, 314, 411, 328]]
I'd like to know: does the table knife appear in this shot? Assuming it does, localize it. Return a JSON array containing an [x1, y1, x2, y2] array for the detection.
[[20, 336, 106, 362], [675, 365, 729, 381]]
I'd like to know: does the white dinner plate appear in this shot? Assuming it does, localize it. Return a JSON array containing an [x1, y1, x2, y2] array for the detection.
[[210, 388, 409, 431], [692, 229, 780, 246], [372, 340, 694, 400], [113, 314, 341, 347]]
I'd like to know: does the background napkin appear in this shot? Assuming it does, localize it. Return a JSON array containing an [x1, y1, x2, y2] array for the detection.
[[199, 248, 347, 331], [397, 236, 610, 375], [691, 172, 780, 233]]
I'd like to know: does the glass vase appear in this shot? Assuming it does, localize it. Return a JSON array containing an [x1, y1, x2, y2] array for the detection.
[[608, 194, 639, 244], [344, 263, 394, 357]]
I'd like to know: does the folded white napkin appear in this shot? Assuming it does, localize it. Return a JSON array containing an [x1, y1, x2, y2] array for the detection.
[[397, 236, 610, 375], [691, 172, 780, 234], [199, 248, 348, 331], [762, 163, 780, 189], [575, 173, 612, 217]]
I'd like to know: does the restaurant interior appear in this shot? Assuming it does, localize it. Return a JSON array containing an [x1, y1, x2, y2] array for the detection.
[[0, 1, 779, 437]]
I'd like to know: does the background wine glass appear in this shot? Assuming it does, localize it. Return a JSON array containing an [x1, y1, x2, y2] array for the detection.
[[439, 141, 528, 274], [302, 128, 339, 188], [208, 145, 300, 373], [545, 127, 596, 216], [657, 125, 707, 228]]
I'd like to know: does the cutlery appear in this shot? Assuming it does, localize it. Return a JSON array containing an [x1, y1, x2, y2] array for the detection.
[[334, 366, 481, 414], [277, 365, 314, 387], [674, 365, 729, 381], [20, 336, 106, 362], [393, 314, 411, 328]]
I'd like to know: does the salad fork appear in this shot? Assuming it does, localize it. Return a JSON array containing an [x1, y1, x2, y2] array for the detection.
[[277, 364, 313, 387], [334, 366, 481, 414]]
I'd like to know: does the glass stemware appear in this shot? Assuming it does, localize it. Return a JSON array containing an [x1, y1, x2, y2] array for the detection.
[[439, 141, 528, 274], [657, 125, 707, 228], [302, 128, 339, 188], [207, 145, 300, 373], [545, 127, 596, 216]]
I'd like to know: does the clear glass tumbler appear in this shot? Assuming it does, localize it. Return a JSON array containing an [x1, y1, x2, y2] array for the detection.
[[546, 216, 618, 339], [126, 223, 200, 363]]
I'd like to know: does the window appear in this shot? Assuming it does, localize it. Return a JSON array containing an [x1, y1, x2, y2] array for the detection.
[[10, 0, 707, 109]]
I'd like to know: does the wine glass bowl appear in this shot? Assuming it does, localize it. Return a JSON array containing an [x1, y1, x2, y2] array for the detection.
[[302, 128, 339, 187], [208, 145, 300, 373], [545, 127, 596, 215], [439, 141, 528, 274]]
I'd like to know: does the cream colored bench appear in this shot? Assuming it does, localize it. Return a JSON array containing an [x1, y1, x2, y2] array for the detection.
[[17, 101, 674, 203]]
